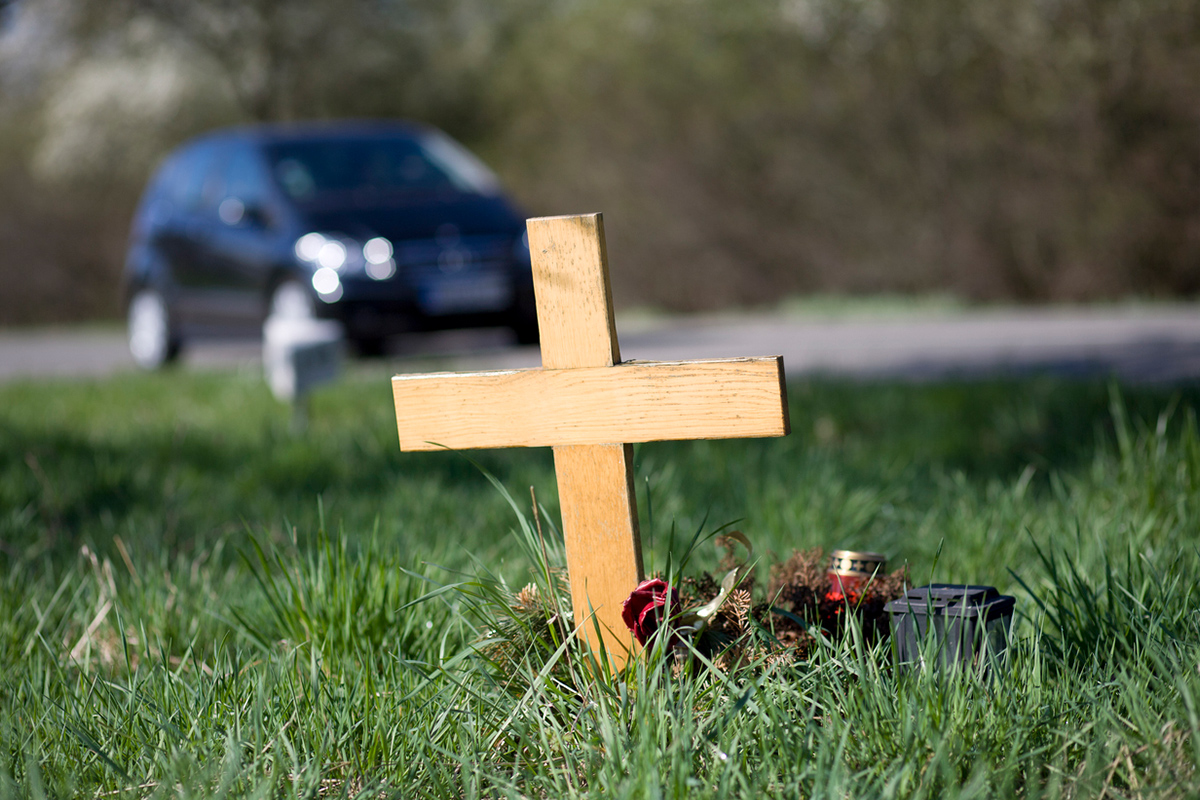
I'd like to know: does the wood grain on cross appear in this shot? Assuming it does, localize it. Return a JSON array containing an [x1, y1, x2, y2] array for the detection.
[[391, 213, 789, 665]]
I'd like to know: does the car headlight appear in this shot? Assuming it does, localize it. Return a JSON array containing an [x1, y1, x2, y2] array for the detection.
[[295, 232, 327, 263], [317, 240, 347, 270], [311, 267, 342, 297], [294, 231, 396, 286], [363, 237, 392, 264], [294, 232, 360, 272], [363, 237, 396, 281], [295, 232, 361, 301]]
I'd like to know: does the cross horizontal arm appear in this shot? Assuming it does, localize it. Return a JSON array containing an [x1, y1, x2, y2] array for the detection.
[[392, 356, 789, 452]]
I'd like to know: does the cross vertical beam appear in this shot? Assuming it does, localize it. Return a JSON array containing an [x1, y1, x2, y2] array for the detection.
[[526, 214, 643, 660]]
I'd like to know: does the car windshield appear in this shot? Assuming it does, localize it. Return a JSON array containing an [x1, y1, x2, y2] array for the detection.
[[265, 131, 501, 202]]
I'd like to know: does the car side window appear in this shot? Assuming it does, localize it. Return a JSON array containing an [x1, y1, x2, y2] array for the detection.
[[200, 145, 232, 215], [224, 147, 269, 204], [218, 146, 274, 227]]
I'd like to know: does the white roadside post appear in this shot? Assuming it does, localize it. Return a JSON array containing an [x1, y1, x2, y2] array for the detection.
[[263, 316, 344, 427]]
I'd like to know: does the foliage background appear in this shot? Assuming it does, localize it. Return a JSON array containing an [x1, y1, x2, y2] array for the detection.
[[1, 0, 1198, 323]]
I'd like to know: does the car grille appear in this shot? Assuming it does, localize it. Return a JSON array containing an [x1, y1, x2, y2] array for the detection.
[[394, 236, 512, 274]]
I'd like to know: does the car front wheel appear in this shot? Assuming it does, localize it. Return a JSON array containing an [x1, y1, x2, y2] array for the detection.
[[128, 288, 179, 369]]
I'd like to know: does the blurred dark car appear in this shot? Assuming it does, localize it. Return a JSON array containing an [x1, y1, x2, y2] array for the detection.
[[123, 121, 538, 368]]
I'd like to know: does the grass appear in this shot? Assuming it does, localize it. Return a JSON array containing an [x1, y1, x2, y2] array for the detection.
[[1, 366, 1199, 797]]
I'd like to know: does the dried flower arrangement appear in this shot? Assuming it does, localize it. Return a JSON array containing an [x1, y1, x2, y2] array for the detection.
[[669, 539, 910, 670], [478, 531, 909, 683]]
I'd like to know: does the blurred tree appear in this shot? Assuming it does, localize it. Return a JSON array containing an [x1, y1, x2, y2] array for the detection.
[[486, 0, 1200, 308], [69, 0, 405, 122], [0, 0, 1197, 324]]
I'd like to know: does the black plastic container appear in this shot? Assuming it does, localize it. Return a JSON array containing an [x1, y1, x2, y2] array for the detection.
[[884, 584, 1015, 673]]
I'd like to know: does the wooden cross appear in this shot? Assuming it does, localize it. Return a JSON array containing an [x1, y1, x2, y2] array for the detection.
[[391, 213, 789, 665]]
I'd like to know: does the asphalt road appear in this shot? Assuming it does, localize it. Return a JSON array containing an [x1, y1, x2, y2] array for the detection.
[[2, 305, 1200, 384]]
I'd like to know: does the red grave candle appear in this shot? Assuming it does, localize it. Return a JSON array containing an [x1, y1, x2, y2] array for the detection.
[[827, 550, 887, 599]]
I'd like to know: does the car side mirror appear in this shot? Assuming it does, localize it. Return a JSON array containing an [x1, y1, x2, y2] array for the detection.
[[242, 202, 271, 229], [218, 197, 271, 229]]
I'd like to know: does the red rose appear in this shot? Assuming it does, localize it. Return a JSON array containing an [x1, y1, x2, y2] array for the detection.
[[622, 578, 680, 646]]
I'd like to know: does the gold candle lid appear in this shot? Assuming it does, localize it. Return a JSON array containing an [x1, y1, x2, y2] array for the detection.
[[828, 549, 888, 576]]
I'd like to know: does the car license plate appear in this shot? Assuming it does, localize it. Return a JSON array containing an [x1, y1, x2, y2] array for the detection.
[[419, 274, 512, 315]]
